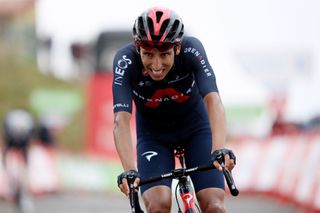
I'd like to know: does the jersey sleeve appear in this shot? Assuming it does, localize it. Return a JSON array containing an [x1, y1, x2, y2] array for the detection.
[[112, 47, 135, 114], [182, 37, 219, 97]]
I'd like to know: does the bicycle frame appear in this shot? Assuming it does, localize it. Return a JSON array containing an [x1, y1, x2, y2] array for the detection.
[[3, 147, 34, 213], [4, 148, 26, 199], [174, 147, 199, 213]]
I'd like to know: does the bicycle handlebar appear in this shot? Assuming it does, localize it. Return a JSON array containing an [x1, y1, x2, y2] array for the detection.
[[139, 163, 239, 196], [221, 165, 239, 196], [127, 160, 239, 212]]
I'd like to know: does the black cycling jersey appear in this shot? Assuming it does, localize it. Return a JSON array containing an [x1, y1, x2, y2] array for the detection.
[[113, 36, 219, 127], [113, 36, 225, 193]]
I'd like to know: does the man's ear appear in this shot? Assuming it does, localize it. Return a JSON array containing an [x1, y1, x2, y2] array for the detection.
[[175, 43, 182, 55]]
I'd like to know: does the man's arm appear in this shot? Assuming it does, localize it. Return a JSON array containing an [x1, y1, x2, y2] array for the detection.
[[113, 111, 140, 195], [204, 92, 227, 152], [204, 92, 235, 171], [113, 111, 136, 171]]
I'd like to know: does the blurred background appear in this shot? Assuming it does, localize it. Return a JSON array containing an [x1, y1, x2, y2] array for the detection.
[[0, 0, 320, 212]]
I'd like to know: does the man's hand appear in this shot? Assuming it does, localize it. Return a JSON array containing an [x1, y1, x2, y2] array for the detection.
[[117, 170, 141, 196], [211, 148, 236, 171]]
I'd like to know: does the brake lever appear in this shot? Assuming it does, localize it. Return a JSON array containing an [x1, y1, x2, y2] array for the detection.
[[127, 175, 144, 213], [216, 152, 239, 196]]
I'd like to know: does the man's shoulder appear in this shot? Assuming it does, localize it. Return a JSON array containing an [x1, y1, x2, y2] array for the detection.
[[115, 42, 137, 59], [181, 36, 201, 46], [179, 36, 205, 57], [113, 43, 141, 79]]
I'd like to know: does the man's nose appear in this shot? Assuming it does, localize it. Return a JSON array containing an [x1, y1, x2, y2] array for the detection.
[[151, 57, 162, 70]]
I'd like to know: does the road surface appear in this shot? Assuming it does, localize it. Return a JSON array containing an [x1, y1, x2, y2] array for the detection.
[[0, 191, 298, 213]]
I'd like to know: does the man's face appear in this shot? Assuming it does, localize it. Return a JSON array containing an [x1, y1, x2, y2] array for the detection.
[[140, 44, 180, 81]]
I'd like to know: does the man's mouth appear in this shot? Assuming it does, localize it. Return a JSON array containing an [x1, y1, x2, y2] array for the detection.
[[151, 69, 164, 74]]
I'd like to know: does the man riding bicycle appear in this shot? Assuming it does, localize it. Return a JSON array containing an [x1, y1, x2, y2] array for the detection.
[[1, 108, 35, 210], [113, 7, 236, 213], [2, 108, 34, 166]]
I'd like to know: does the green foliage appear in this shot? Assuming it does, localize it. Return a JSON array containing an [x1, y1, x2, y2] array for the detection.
[[0, 55, 86, 151]]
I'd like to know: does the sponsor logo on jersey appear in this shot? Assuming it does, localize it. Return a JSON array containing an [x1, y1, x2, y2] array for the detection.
[[167, 73, 190, 84], [138, 80, 153, 87], [114, 55, 132, 86], [142, 151, 158, 162], [113, 103, 130, 109], [184, 47, 212, 77], [133, 79, 194, 108], [144, 88, 190, 108]]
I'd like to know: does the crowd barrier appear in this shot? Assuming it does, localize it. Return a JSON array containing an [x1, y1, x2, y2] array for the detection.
[[229, 134, 320, 213]]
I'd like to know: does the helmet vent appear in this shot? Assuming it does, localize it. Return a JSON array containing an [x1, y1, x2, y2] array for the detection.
[[166, 20, 180, 41], [138, 17, 147, 38], [155, 11, 163, 23], [147, 17, 154, 34], [159, 19, 169, 35], [172, 20, 180, 32], [178, 27, 184, 39]]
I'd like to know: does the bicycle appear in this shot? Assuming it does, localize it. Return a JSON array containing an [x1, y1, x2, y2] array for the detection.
[[3, 147, 34, 213], [126, 146, 239, 213]]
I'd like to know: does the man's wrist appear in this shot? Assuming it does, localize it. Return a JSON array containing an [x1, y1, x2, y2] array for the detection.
[[211, 146, 225, 153]]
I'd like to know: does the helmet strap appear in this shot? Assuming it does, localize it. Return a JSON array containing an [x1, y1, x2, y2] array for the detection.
[[174, 43, 181, 55]]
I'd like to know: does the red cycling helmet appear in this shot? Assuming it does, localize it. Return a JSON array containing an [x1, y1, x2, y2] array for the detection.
[[133, 7, 184, 51]]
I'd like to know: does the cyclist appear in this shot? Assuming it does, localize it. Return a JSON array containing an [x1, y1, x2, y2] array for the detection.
[[1, 108, 35, 207], [113, 7, 236, 213]]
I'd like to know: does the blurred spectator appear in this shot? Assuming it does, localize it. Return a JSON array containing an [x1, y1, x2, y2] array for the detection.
[[270, 95, 301, 136], [302, 115, 320, 134], [34, 122, 55, 147], [1, 108, 35, 211], [271, 114, 301, 136]]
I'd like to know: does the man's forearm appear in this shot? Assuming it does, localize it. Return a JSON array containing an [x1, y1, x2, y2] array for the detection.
[[114, 129, 136, 170], [211, 101, 227, 150], [204, 92, 227, 151], [113, 113, 136, 171]]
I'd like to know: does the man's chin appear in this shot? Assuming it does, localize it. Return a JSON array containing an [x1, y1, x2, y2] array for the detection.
[[150, 76, 165, 81], [149, 71, 167, 81]]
